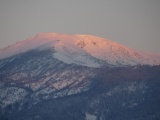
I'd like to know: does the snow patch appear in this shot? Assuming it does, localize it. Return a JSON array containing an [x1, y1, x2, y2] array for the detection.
[[0, 87, 28, 108], [85, 113, 97, 120]]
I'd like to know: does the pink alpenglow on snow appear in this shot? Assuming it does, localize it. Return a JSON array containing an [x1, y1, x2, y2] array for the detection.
[[0, 32, 160, 67]]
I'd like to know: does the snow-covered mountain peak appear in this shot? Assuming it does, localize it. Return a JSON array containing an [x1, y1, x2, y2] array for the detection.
[[0, 32, 160, 67]]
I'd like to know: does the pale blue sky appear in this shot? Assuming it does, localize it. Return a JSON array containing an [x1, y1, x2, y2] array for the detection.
[[0, 0, 160, 53]]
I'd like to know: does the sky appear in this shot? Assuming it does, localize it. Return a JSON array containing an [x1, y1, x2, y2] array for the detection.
[[0, 0, 160, 53]]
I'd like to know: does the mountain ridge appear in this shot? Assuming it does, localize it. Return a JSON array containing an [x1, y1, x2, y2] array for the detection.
[[0, 32, 160, 67]]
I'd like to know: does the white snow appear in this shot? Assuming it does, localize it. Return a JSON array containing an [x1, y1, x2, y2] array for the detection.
[[22, 68, 94, 100], [0, 87, 28, 108], [85, 113, 97, 120], [0, 32, 160, 67]]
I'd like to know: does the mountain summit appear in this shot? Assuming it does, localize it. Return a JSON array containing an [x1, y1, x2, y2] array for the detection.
[[0, 32, 160, 67]]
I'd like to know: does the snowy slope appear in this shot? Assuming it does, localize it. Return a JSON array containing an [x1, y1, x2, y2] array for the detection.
[[0, 49, 95, 107], [0, 32, 160, 67]]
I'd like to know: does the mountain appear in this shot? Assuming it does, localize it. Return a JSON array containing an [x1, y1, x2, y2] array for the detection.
[[0, 33, 160, 67], [0, 33, 160, 120]]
